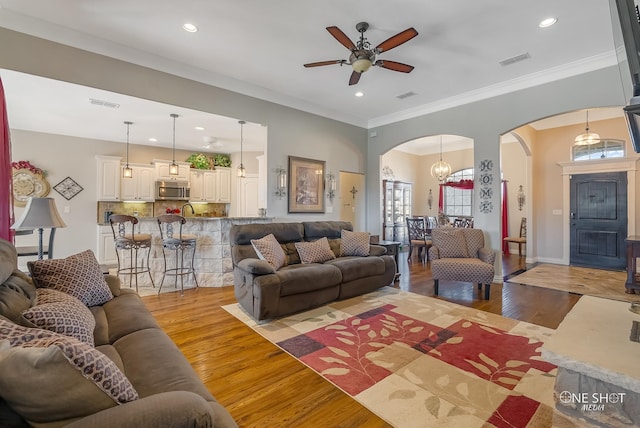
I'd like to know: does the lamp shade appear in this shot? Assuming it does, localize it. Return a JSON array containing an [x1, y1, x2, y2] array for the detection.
[[11, 197, 67, 230]]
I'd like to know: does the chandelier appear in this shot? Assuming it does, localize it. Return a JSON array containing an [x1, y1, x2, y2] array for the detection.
[[574, 110, 600, 145], [431, 135, 451, 182]]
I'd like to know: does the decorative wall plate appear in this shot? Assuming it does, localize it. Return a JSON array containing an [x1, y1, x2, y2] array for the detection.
[[12, 168, 50, 207], [54, 177, 83, 200]]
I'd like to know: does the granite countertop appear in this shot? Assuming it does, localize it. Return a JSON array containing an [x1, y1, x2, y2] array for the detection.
[[99, 216, 272, 226]]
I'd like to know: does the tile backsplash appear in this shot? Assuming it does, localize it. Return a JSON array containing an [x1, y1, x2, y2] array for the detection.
[[97, 201, 227, 223]]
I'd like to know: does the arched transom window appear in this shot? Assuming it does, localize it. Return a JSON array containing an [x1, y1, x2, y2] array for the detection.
[[444, 168, 474, 217]]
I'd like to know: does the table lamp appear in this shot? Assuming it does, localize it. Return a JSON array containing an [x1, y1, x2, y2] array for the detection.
[[11, 197, 67, 260]]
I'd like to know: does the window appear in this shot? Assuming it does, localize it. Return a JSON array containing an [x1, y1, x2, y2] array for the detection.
[[572, 139, 625, 161], [444, 168, 473, 217]]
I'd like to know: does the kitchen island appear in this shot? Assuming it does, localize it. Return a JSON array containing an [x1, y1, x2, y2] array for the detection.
[[106, 216, 273, 291]]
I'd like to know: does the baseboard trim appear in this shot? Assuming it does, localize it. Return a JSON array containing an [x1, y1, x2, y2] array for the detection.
[[534, 257, 567, 265]]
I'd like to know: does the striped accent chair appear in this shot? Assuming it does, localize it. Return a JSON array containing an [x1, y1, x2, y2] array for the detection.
[[428, 228, 495, 299]]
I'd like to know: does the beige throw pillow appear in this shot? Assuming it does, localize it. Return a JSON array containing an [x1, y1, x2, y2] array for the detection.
[[0, 319, 138, 424], [21, 289, 96, 346], [251, 234, 287, 270], [433, 228, 469, 258], [340, 230, 370, 256], [295, 237, 336, 264], [28, 250, 113, 307]]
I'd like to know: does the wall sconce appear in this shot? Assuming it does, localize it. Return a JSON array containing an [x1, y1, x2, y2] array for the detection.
[[275, 166, 287, 199], [427, 189, 433, 211], [326, 172, 336, 201], [517, 185, 525, 211]]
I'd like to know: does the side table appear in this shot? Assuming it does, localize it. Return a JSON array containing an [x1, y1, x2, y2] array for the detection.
[[377, 240, 401, 281]]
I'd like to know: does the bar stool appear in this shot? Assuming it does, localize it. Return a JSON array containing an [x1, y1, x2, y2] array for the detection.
[[109, 214, 154, 292], [156, 214, 199, 296]]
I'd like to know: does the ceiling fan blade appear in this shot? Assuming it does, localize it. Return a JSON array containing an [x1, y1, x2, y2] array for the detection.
[[375, 28, 418, 53], [349, 70, 362, 86], [304, 60, 344, 68], [375, 60, 415, 73], [326, 26, 356, 50]]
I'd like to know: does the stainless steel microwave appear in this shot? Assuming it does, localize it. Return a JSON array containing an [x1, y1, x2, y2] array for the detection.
[[156, 180, 190, 200]]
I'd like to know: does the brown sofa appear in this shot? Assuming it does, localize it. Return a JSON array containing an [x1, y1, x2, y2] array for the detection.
[[230, 221, 396, 321], [0, 239, 237, 428]]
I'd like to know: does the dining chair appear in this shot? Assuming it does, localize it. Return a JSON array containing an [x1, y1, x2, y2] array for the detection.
[[504, 217, 527, 258], [406, 217, 432, 263]]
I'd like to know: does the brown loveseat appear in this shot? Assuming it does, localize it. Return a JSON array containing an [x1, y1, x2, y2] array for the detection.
[[0, 239, 237, 428], [230, 221, 396, 321]]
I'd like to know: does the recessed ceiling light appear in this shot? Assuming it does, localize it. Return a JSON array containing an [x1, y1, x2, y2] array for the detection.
[[148, 137, 158, 142], [539, 17, 557, 28], [183, 23, 198, 33], [355, 92, 364, 97], [195, 126, 205, 131]]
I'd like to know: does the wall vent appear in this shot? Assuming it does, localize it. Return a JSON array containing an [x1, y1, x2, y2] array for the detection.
[[498, 52, 531, 67], [396, 91, 417, 100], [89, 98, 120, 108]]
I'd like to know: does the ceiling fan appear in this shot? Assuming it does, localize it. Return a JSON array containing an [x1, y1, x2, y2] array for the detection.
[[304, 22, 418, 86]]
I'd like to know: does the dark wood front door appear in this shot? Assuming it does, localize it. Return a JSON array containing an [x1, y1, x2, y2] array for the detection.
[[570, 172, 627, 270]]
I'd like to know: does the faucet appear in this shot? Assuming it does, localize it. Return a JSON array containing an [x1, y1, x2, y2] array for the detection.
[[181, 203, 195, 217]]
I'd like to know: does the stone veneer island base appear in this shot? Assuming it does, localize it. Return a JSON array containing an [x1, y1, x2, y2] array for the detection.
[[117, 217, 273, 289]]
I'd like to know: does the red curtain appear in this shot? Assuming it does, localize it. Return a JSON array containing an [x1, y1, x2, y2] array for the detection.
[[442, 179, 474, 189], [0, 77, 13, 242], [438, 180, 474, 212], [502, 181, 509, 254]]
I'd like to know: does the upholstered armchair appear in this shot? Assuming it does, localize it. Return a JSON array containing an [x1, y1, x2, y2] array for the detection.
[[428, 228, 496, 299]]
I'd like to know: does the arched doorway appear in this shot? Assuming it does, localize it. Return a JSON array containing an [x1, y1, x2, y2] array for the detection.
[[501, 106, 630, 270], [379, 134, 473, 243]]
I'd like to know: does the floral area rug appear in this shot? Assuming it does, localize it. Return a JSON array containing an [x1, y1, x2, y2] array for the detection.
[[223, 287, 567, 427]]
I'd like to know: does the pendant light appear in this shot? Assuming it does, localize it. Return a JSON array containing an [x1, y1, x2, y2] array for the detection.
[[574, 110, 600, 145], [169, 113, 179, 175], [237, 120, 246, 178], [430, 135, 452, 182], [122, 121, 133, 178]]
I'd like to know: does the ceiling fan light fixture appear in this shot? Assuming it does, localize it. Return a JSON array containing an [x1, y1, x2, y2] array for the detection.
[[352, 57, 372, 73]]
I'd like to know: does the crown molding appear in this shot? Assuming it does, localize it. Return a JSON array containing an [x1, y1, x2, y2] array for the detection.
[[368, 51, 619, 129]]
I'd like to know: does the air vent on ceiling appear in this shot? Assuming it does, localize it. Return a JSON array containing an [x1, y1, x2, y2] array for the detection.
[[498, 52, 531, 67], [89, 98, 120, 109], [396, 91, 417, 100]]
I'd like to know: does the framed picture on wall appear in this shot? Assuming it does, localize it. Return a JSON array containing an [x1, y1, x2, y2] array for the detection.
[[288, 156, 325, 213]]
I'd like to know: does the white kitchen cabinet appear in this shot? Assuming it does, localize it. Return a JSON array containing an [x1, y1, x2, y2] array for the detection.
[[189, 169, 217, 202], [215, 167, 232, 203], [121, 165, 155, 201], [96, 155, 122, 201], [153, 159, 191, 181], [97, 226, 117, 265]]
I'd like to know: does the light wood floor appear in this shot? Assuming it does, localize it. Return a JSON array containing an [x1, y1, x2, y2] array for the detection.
[[141, 252, 581, 427]]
